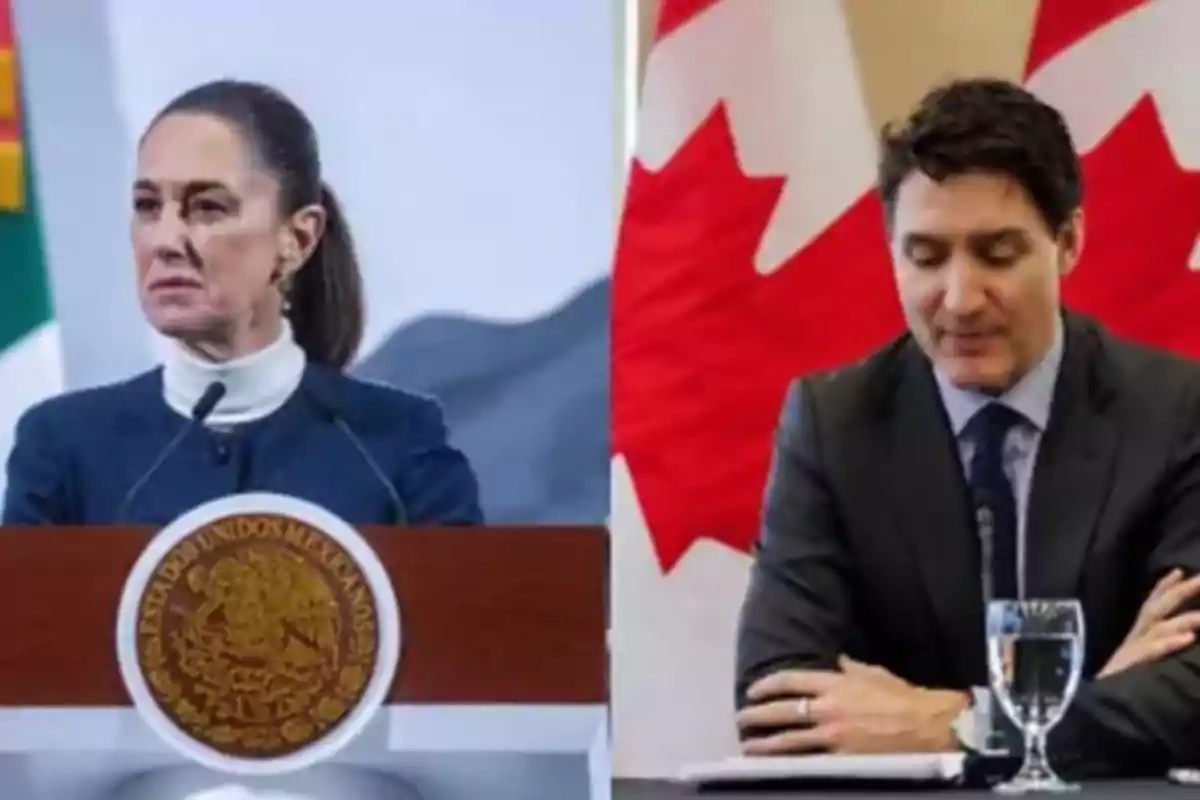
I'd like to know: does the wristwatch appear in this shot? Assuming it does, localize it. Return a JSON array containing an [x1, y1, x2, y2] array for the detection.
[[951, 687, 999, 754], [951, 701, 982, 752], [953, 689, 1022, 789]]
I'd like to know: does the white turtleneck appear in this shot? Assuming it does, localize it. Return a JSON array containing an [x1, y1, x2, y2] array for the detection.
[[162, 321, 306, 427]]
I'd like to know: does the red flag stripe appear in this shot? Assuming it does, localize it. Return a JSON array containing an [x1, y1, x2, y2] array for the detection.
[[0, 0, 11, 48]]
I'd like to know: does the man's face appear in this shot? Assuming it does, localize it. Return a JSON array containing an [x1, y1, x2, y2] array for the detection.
[[890, 170, 1081, 393]]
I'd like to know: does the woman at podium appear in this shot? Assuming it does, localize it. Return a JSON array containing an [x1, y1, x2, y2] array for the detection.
[[2, 79, 483, 526]]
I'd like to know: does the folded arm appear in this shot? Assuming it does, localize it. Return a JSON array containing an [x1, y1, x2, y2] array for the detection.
[[736, 380, 971, 753], [736, 378, 857, 705], [1049, 397, 1200, 778]]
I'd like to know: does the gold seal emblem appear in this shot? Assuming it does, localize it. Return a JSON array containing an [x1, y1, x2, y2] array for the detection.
[[134, 512, 380, 759]]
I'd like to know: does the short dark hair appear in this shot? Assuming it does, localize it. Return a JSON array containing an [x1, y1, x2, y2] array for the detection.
[[877, 77, 1082, 234], [150, 79, 364, 369]]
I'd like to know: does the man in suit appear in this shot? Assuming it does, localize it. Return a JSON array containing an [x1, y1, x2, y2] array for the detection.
[[734, 77, 1200, 778]]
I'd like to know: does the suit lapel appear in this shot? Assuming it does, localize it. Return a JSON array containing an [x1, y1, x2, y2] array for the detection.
[[1025, 316, 1120, 600], [884, 342, 985, 684]]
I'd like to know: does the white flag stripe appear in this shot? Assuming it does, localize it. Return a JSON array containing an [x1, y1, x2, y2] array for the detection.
[[0, 321, 64, 506], [610, 455, 751, 777]]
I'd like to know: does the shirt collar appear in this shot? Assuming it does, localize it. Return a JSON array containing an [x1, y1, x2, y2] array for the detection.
[[934, 315, 1064, 436], [162, 319, 306, 427]]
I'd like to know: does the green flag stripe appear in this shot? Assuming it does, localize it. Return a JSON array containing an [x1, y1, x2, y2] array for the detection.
[[0, 124, 51, 354]]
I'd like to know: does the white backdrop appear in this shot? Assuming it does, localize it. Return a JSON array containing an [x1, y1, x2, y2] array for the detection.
[[16, 0, 619, 387]]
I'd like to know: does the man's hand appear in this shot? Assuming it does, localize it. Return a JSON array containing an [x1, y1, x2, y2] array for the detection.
[[1100, 569, 1200, 678], [736, 656, 968, 755]]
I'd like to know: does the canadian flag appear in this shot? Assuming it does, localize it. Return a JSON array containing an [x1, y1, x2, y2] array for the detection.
[[610, 0, 1200, 778]]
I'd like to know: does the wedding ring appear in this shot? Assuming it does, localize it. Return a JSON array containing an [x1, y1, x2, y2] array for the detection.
[[796, 697, 811, 722]]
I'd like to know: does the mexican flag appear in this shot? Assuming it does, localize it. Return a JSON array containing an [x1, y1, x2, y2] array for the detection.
[[611, 0, 1200, 777], [0, 0, 62, 506]]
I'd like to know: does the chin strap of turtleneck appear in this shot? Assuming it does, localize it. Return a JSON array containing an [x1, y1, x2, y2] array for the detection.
[[162, 322, 306, 427]]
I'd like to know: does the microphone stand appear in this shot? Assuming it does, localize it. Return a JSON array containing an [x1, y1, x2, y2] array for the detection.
[[978, 504, 995, 615], [975, 502, 1018, 758]]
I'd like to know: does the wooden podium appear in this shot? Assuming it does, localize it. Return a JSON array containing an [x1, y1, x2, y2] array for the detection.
[[0, 525, 609, 800]]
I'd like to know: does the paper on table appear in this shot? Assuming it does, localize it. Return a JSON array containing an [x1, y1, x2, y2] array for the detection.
[[678, 752, 966, 785]]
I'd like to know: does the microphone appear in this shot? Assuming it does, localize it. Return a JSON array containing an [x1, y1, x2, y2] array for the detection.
[[301, 385, 408, 525], [972, 494, 1020, 757], [116, 381, 226, 522]]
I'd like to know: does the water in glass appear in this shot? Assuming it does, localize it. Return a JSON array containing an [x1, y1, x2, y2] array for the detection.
[[986, 600, 1085, 794]]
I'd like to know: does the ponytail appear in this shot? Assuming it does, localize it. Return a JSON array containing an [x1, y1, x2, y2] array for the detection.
[[152, 80, 363, 366], [288, 182, 364, 369]]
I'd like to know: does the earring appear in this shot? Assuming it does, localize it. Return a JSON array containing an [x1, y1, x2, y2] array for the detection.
[[279, 272, 294, 314]]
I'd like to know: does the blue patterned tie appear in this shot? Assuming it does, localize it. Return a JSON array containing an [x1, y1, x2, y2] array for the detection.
[[967, 403, 1025, 600]]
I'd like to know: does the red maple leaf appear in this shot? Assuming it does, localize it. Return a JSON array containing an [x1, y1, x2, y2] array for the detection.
[[655, 0, 724, 41], [1063, 96, 1200, 355], [1024, 0, 1151, 76], [612, 104, 900, 570], [615, 95, 1200, 572]]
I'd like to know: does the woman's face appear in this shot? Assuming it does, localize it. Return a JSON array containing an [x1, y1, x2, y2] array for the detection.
[[132, 111, 288, 352]]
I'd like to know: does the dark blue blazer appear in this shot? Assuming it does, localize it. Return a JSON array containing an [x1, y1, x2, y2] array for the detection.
[[1, 363, 484, 526]]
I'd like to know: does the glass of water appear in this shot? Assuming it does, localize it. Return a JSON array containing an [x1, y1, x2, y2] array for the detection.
[[986, 599, 1085, 794]]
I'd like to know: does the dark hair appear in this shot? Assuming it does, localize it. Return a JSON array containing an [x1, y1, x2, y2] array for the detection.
[[150, 79, 364, 368], [877, 77, 1082, 235]]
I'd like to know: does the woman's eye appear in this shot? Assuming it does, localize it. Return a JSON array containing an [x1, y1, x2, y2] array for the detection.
[[190, 199, 226, 215]]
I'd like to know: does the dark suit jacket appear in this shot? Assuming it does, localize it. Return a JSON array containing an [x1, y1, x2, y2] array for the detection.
[[3, 363, 484, 526], [736, 312, 1200, 778]]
